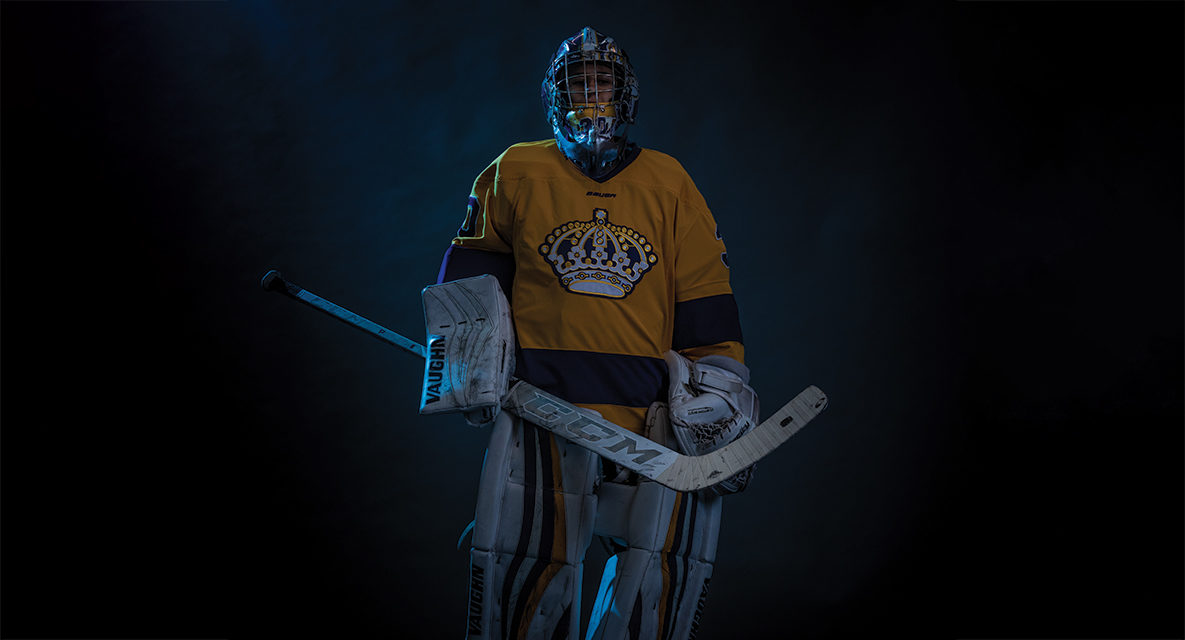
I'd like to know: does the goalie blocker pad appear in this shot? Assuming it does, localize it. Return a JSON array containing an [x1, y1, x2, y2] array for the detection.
[[419, 275, 515, 421]]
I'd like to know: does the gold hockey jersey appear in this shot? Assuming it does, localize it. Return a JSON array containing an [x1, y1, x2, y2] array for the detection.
[[442, 139, 744, 434]]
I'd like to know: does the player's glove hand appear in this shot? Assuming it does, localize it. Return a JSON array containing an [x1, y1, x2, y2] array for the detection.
[[665, 351, 760, 495]]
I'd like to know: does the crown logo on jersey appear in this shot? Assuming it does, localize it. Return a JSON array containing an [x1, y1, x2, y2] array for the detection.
[[538, 208, 657, 298]]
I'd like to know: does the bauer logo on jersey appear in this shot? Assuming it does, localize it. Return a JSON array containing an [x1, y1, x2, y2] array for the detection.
[[538, 208, 657, 299]]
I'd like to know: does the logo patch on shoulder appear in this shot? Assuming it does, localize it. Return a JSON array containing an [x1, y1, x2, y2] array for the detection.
[[538, 208, 657, 299], [457, 196, 480, 238]]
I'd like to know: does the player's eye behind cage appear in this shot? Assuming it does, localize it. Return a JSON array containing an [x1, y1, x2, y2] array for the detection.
[[555, 58, 629, 107]]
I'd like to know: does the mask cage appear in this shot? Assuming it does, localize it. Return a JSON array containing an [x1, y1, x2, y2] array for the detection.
[[550, 54, 631, 114], [541, 29, 639, 127]]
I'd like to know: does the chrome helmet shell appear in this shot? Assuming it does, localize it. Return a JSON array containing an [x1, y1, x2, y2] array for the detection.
[[541, 27, 640, 180]]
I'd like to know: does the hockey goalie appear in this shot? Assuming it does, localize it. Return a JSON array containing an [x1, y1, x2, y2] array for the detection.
[[426, 27, 763, 640]]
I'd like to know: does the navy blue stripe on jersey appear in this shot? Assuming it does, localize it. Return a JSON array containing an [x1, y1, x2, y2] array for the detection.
[[437, 244, 515, 300], [516, 348, 668, 408], [672, 294, 744, 351]]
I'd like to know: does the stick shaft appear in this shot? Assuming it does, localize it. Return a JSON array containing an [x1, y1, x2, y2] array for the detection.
[[268, 273, 426, 358]]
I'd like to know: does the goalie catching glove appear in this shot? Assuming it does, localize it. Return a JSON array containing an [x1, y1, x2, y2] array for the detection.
[[419, 275, 515, 427], [665, 350, 760, 495]]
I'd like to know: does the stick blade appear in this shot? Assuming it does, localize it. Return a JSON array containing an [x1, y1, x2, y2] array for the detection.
[[653, 385, 829, 491]]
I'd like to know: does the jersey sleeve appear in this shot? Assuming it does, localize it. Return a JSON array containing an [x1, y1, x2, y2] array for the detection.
[[674, 191, 731, 302], [673, 185, 745, 364], [437, 154, 518, 295], [451, 155, 514, 254]]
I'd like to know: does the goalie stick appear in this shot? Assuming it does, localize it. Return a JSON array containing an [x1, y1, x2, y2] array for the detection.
[[261, 270, 828, 492]]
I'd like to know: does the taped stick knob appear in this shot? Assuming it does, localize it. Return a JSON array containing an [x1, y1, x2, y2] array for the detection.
[[261, 270, 287, 292]]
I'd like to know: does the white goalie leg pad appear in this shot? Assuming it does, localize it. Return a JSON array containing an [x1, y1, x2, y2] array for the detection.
[[664, 351, 760, 495], [420, 274, 515, 427], [587, 482, 722, 640], [587, 403, 723, 640], [466, 410, 601, 639]]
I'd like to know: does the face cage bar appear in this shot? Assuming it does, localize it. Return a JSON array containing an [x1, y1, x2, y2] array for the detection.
[[548, 53, 635, 114]]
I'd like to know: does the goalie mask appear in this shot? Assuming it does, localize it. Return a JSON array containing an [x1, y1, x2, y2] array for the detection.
[[541, 26, 639, 180]]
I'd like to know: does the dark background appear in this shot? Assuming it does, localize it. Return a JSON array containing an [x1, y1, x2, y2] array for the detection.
[[2, 1, 1181, 639]]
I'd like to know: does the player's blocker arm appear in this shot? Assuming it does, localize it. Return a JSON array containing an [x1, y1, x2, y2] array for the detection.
[[418, 275, 516, 427]]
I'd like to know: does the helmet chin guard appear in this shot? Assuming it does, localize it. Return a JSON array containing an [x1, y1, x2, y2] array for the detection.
[[541, 27, 639, 180]]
